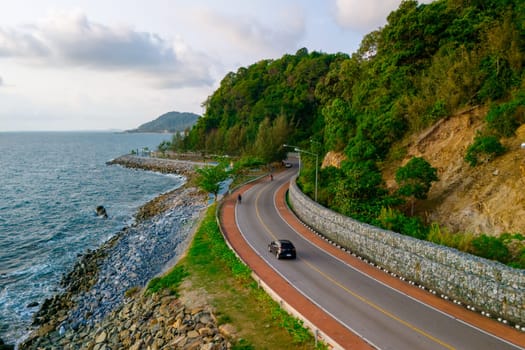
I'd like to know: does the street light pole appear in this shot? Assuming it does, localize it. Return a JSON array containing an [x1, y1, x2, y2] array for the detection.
[[310, 139, 321, 203], [283, 144, 318, 202], [312, 151, 318, 202]]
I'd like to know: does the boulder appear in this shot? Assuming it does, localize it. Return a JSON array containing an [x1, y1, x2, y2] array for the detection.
[[27, 301, 39, 308], [96, 206, 108, 218]]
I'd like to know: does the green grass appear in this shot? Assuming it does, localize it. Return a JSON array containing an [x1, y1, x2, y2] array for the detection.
[[146, 265, 188, 295], [147, 204, 327, 350]]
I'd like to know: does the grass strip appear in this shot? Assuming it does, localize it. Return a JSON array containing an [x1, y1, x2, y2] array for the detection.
[[147, 204, 327, 350]]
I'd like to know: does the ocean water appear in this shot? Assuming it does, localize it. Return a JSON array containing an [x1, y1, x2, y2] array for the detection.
[[0, 132, 182, 344]]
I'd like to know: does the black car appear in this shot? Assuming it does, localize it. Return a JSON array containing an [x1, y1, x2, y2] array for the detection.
[[268, 239, 296, 259]]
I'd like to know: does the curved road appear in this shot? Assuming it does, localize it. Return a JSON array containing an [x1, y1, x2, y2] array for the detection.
[[230, 163, 525, 350]]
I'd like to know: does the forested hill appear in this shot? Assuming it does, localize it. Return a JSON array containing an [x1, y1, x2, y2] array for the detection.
[[179, 0, 524, 158], [179, 49, 346, 157], [128, 111, 199, 133], [169, 0, 525, 266]]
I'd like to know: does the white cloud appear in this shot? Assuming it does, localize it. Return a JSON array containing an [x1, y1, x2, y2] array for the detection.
[[333, 0, 400, 31], [0, 57, 212, 131], [333, 0, 434, 32], [0, 26, 49, 57], [196, 7, 305, 59], [0, 11, 214, 88]]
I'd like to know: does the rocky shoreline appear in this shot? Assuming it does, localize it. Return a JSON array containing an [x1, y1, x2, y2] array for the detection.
[[17, 156, 229, 350], [106, 155, 207, 177]]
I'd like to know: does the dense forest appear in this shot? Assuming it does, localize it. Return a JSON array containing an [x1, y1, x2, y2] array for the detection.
[[165, 0, 525, 266]]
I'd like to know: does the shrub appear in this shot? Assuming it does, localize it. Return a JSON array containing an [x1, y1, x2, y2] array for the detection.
[[427, 100, 448, 120], [427, 223, 475, 251], [500, 233, 525, 267], [485, 92, 525, 137], [464, 133, 506, 166], [400, 216, 428, 240], [454, 232, 476, 252], [376, 207, 428, 240], [427, 223, 449, 245], [376, 207, 403, 231], [468, 234, 510, 263], [507, 248, 525, 269]]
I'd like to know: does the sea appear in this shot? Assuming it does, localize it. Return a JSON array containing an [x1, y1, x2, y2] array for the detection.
[[0, 131, 183, 345]]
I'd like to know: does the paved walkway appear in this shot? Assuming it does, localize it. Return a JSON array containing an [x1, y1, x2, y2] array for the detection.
[[219, 178, 525, 349]]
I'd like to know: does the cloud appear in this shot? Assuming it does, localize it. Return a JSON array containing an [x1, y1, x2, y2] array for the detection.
[[196, 7, 305, 59], [0, 11, 213, 88], [0, 27, 50, 57], [333, 0, 434, 32], [333, 0, 401, 31], [0, 76, 3, 86]]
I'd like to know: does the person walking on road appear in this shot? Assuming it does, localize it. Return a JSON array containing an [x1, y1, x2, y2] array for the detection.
[[238, 194, 242, 204]]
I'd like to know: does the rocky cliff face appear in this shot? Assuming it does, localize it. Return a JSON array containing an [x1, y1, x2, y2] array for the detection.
[[323, 107, 525, 236]]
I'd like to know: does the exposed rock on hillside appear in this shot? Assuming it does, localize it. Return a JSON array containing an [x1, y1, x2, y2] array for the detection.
[[387, 107, 525, 235], [322, 107, 525, 235], [321, 151, 346, 169]]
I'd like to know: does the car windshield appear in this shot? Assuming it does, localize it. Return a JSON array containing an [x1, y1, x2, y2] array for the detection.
[[281, 242, 294, 249]]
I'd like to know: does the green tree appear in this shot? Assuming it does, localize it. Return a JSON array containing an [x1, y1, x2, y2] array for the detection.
[[195, 164, 229, 202], [252, 117, 273, 162], [322, 99, 355, 152], [158, 140, 171, 155], [396, 157, 438, 215], [252, 115, 291, 164], [332, 160, 389, 222], [224, 124, 247, 155]]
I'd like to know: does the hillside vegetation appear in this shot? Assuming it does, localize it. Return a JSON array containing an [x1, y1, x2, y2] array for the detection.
[[128, 111, 199, 133], [164, 0, 525, 267]]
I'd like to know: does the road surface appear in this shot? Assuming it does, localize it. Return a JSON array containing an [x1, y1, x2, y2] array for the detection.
[[231, 164, 525, 350]]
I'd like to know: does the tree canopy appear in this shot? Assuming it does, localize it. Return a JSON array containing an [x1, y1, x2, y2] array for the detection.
[[396, 157, 439, 214], [195, 165, 229, 202]]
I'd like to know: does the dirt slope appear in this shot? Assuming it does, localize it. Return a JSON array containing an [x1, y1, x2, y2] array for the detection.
[[324, 107, 525, 235], [410, 109, 525, 235]]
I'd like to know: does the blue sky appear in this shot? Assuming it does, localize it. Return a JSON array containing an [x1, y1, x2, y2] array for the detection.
[[0, 0, 432, 131]]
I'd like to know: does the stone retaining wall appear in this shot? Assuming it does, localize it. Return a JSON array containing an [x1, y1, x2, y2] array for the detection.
[[289, 178, 525, 325]]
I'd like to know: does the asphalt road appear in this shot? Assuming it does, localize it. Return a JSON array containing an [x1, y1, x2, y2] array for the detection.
[[234, 164, 524, 350]]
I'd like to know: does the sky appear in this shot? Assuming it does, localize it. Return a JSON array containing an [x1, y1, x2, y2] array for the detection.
[[0, 0, 433, 131]]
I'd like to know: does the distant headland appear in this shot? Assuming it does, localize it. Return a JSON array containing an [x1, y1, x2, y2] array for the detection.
[[126, 111, 200, 133]]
